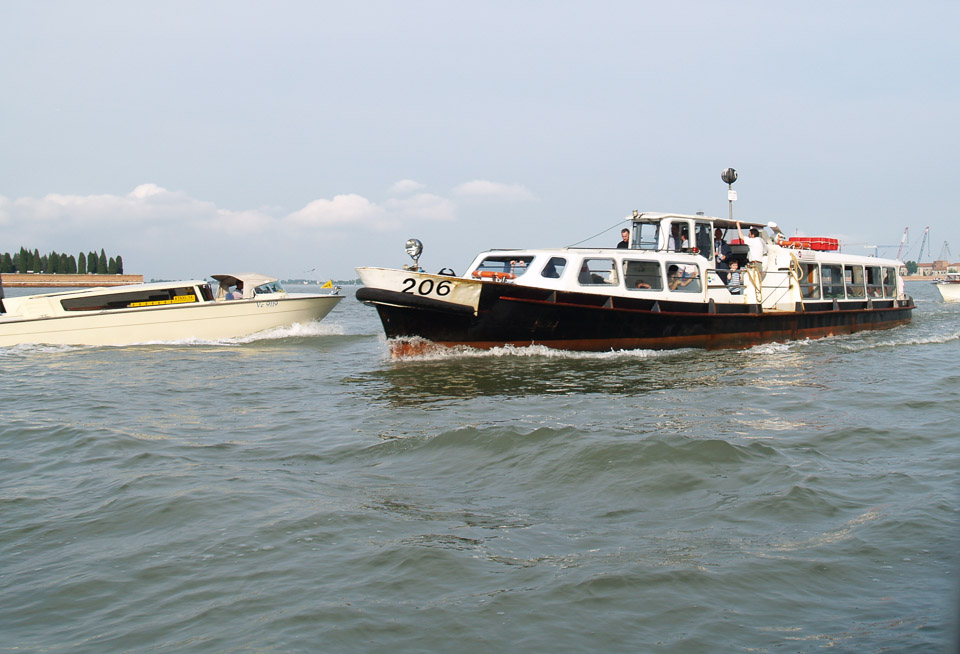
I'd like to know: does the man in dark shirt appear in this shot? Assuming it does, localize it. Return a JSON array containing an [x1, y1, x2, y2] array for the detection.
[[714, 227, 732, 281], [617, 228, 630, 249]]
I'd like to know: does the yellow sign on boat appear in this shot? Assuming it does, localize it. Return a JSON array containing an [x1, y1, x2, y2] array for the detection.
[[129, 294, 197, 307]]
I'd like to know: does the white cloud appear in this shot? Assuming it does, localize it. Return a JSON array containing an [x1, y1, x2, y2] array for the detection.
[[2, 184, 221, 233], [384, 193, 456, 222], [284, 194, 388, 228], [387, 179, 426, 194], [129, 183, 167, 199], [452, 180, 536, 202]]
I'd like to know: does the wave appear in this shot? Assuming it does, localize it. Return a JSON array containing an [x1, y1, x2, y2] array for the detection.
[[0, 320, 346, 353], [386, 337, 687, 363]]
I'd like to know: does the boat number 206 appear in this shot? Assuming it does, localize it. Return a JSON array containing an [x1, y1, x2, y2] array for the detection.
[[400, 277, 452, 297]]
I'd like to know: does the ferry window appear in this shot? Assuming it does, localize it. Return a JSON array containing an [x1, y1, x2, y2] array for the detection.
[[822, 265, 844, 298], [665, 221, 693, 252], [667, 262, 701, 293], [474, 255, 535, 278], [882, 267, 897, 297], [623, 260, 663, 291], [845, 265, 865, 298], [865, 266, 883, 297], [540, 257, 566, 279], [577, 258, 619, 286], [634, 223, 660, 250], [799, 263, 821, 300], [695, 222, 712, 259]]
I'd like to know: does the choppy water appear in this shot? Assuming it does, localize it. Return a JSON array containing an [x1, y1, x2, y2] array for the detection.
[[1, 282, 958, 653]]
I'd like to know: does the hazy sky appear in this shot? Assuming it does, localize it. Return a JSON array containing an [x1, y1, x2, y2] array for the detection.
[[2, 1, 957, 280]]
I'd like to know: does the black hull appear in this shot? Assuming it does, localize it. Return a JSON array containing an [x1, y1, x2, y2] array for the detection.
[[356, 285, 915, 352]]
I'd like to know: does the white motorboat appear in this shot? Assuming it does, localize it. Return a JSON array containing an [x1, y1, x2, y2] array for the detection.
[[0, 272, 342, 346], [934, 273, 960, 303]]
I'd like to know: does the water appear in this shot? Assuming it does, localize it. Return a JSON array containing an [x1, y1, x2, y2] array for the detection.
[[1, 282, 958, 653]]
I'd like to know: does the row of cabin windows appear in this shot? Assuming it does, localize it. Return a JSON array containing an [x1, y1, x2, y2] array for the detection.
[[474, 255, 900, 299], [60, 285, 213, 311], [475, 256, 702, 293], [798, 263, 898, 300]]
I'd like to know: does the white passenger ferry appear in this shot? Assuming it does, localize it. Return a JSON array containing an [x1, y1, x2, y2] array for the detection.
[[0, 273, 342, 346], [356, 193, 914, 355]]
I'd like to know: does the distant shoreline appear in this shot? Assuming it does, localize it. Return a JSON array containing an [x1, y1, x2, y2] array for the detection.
[[1, 273, 143, 287]]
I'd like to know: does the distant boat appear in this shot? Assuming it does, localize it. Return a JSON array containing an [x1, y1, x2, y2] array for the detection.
[[356, 185, 914, 354], [0, 272, 342, 346], [934, 273, 960, 303]]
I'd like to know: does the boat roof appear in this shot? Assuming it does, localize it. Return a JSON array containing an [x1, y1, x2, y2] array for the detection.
[[630, 212, 771, 231], [211, 273, 279, 287], [15, 279, 208, 300]]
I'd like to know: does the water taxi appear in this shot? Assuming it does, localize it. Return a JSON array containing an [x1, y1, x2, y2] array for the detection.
[[0, 273, 342, 346], [934, 273, 960, 303], [356, 184, 914, 355]]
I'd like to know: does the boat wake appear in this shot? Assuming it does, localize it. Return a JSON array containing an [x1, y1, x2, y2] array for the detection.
[[0, 320, 346, 353], [386, 336, 682, 362]]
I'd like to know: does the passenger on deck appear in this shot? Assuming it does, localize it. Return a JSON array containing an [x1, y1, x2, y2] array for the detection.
[[617, 228, 630, 249], [736, 221, 765, 273], [227, 282, 244, 300], [726, 260, 743, 295]]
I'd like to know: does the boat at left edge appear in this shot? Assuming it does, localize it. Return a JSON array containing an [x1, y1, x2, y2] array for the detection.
[[0, 272, 343, 346]]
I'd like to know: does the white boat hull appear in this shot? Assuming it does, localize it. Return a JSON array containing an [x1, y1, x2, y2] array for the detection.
[[935, 283, 960, 303], [0, 295, 342, 346]]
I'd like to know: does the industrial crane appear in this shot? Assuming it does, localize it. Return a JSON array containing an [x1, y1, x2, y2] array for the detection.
[[938, 241, 952, 261], [896, 227, 909, 260], [916, 226, 931, 262], [867, 227, 910, 259]]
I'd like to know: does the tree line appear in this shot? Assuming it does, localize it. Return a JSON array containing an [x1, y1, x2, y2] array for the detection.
[[0, 248, 124, 275]]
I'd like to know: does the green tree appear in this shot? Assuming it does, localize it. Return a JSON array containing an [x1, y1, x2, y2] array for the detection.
[[97, 249, 107, 274], [78, 252, 87, 274], [1, 253, 12, 273], [115, 255, 124, 274], [33, 249, 41, 272], [48, 251, 60, 274], [906, 261, 918, 274], [67, 254, 77, 274], [107, 257, 117, 274], [88, 251, 97, 273]]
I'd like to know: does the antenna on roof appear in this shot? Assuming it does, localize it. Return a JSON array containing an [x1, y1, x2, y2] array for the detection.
[[721, 168, 738, 221]]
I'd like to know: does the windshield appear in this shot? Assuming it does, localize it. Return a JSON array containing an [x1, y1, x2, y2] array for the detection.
[[473, 256, 534, 278], [253, 281, 284, 295]]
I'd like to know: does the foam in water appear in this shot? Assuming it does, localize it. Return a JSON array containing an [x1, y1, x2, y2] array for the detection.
[[0, 320, 345, 352], [386, 336, 683, 362]]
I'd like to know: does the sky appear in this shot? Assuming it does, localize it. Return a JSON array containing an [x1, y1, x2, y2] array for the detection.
[[1, 1, 957, 280]]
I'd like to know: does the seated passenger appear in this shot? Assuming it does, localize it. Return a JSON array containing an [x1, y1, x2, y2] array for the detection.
[[227, 282, 244, 300], [635, 280, 651, 289], [578, 265, 592, 284], [668, 265, 693, 290]]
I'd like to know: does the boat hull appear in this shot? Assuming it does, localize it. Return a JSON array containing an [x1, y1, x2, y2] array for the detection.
[[357, 282, 914, 353], [0, 295, 342, 346], [934, 283, 960, 303]]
